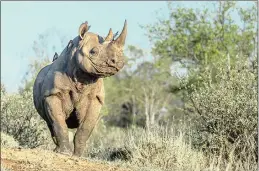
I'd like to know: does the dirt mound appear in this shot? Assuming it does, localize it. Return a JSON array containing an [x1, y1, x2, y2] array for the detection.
[[1, 148, 130, 171]]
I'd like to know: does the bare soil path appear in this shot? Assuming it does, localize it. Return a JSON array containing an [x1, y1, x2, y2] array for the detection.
[[1, 148, 130, 171]]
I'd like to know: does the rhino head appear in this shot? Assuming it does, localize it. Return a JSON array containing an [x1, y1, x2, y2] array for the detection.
[[74, 21, 127, 78]]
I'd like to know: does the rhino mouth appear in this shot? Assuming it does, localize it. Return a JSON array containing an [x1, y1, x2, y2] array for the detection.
[[87, 62, 119, 77]]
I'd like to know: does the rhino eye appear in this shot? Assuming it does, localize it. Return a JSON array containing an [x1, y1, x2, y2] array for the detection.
[[89, 47, 99, 56]]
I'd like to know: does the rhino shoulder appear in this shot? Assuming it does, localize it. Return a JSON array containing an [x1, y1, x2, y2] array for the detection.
[[42, 72, 72, 96]]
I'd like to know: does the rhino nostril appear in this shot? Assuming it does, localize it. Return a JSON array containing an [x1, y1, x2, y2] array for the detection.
[[111, 59, 116, 64]]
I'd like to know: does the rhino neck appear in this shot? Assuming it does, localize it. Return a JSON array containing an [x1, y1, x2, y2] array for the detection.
[[63, 37, 100, 86], [66, 55, 99, 86]]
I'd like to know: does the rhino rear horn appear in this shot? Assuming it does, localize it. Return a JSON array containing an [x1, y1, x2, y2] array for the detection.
[[114, 20, 127, 47], [105, 28, 113, 41]]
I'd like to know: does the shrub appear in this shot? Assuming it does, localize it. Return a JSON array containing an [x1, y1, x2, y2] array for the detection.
[[1, 87, 52, 148], [184, 58, 257, 161]]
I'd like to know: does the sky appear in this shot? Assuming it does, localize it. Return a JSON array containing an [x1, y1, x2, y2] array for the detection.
[[1, 1, 255, 93]]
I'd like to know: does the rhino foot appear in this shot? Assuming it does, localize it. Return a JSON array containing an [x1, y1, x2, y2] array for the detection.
[[54, 146, 73, 156]]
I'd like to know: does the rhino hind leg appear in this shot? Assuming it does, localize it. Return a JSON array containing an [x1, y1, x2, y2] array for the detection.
[[73, 99, 102, 157], [47, 123, 58, 145], [44, 96, 72, 155]]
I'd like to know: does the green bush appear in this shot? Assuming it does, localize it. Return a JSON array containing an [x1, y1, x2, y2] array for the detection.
[[184, 58, 257, 161], [1, 86, 52, 148]]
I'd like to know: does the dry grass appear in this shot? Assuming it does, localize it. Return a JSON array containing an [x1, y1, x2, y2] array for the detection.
[[1, 132, 19, 148], [1, 120, 257, 171], [85, 124, 258, 171], [122, 126, 206, 171]]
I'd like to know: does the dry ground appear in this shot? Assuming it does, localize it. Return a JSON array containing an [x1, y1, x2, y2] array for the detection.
[[1, 148, 130, 171]]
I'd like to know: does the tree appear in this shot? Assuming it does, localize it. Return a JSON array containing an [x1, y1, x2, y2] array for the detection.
[[104, 45, 177, 129], [143, 1, 257, 124], [144, 2, 257, 74]]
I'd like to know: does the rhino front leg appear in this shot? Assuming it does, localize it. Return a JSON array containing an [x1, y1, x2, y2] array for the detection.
[[44, 96, 72, 155], [73, 99, 102, 157]]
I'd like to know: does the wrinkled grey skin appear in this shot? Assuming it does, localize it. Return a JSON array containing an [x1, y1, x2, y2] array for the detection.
[[33, 21, 127, 157]]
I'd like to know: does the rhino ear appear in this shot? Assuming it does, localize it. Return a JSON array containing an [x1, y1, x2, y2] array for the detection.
[[78, 21, 90, 39]]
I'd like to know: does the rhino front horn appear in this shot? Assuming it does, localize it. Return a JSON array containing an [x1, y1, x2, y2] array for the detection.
[[114, 20, 127, 47], [105, 28, 113, 41]]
